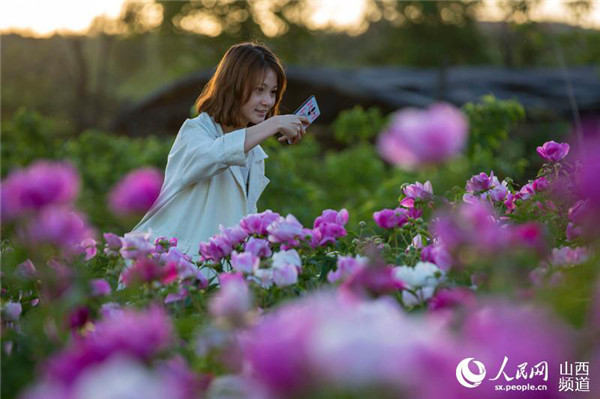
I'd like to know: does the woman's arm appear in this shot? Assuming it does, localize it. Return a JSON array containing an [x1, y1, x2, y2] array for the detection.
[[244, 115, 309, 153]]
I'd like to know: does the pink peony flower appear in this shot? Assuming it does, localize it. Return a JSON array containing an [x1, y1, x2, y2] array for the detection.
[[377, 103, 468, 170], [45, 306, 173, 385], [15, 259, 37, 280], [121, 258, 164, 286], [240, 210, 281, 235], [267, 214, 304, 247], [466, 172, 496, 193], [311, 209, 349, 246], [420, 243, 453, 271], [20, 206, 94, 254], [313, 209, 349, 229], [403, 181, 434, 201], [244, 237, 272, 258], [209, 273, 252, 323], [219, 224, 248, 247], [532, 177, 549, 192], [373, 208, 408, 229], [231, 251, 260, 274], [74, 237, 97, 261], [432, 202, 510, 256], [271, 249, 302, 287], [273, 264, 298, 287], [0, 160, 79, 222], [428, 287, 476, 312], [566, 222, 582, 241], [119, 231, 155, 260], [536, 140, 570, 163], [327, 255, 368, 283], [2, 301, 22, 322], [550, 246, 589, 267], [154, 236, 177, 254], [90, 279, 111, 296], [103, 233, 123, 257], [108, 168, 163, 217], [341, 264, 405, 297], [198, 233, 233, 263]]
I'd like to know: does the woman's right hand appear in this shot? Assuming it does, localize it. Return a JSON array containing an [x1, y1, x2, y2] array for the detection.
[[271, 115, 309, 144]]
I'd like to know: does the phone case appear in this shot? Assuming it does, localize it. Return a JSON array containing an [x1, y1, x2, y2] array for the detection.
[[293, 95, 320, 126]]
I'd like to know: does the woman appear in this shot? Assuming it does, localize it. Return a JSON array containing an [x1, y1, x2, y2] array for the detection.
[[131, 42, 308, 261]]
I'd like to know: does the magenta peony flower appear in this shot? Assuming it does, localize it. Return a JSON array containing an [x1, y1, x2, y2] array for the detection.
[[0, 160, 79, 222], [108, 168, 163, 217], [466, 172, 496, 193], [373, 208, 408, 229], [240, 210, 281, 235], [198, 233, 233, 263], [403, 180, 434, 201], [20, 206, 94, 253], [428, 287, 476, 312], [511, 222, 548, 256], [45, 306, 173, 385], [90, 279, 112, 297], [566, 222, 582, 241], [420, 243, 453, 271], [536, 140, 570, 163], [532, 177, 549, 192], [103, 232, 123, 257], [313, 209, 349, 229], [121, 258, 164, 286], [341, 264, 405, 297], [432, 202, 510, 256], [377, 103, 468, 170], [73, 237, 97, 261], [244, 237, 272, 258]]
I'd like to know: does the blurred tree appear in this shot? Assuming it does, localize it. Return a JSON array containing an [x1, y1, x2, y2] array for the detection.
[[497, 0, 544, 67], [365, 0, 489, 66]]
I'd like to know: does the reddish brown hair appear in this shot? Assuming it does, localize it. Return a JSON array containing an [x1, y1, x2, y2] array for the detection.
[[195, 42, 287, 128]]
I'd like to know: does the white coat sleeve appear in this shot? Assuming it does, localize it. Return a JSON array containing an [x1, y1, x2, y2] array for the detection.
[[177, 122, 247, 187]]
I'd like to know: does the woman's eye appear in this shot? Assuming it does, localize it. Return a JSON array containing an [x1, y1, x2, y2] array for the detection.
[[271, 90, 277, 95]]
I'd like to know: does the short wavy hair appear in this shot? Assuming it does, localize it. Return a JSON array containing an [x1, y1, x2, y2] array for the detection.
[[195, 42, 287, 128]]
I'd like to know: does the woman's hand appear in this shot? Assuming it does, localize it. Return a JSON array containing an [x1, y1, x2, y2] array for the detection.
[[273, 115, 309, 144], [244, 114, 310, 153]]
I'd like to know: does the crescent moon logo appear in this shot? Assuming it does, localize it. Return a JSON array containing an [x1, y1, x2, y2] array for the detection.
[[456, 357, 487, 388]]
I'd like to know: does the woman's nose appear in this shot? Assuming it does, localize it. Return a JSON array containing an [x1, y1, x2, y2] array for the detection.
[[262, 93, 274, 106]]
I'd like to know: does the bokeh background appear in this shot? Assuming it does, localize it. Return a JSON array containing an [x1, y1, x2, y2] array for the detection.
[[2, 0, 599, 235]]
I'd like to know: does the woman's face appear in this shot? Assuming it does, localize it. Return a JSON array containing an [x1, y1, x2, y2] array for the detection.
[[239, 68, 278, 126]]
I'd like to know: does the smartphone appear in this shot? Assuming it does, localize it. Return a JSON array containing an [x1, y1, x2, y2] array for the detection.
[[287, 95, 320, 144], [293, 95, 320, 126]]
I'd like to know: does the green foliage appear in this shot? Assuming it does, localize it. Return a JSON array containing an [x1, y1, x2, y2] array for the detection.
[[332, 106, 387, 145], [463, 94, 528, 179], [57, 129, 171, 232], [1, 108, 66, 176]]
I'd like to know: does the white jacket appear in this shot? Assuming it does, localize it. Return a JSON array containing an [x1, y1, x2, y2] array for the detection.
[[132, 112, 270, 261]]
